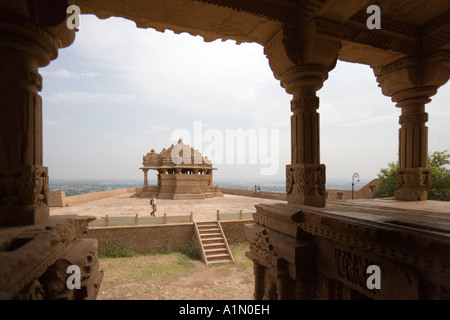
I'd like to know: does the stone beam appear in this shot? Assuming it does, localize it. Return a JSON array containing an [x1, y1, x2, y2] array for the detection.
[[75, 0, 282, 45]]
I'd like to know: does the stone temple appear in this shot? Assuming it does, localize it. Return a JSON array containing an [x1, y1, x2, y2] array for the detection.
[[137, 139, 223, 199]]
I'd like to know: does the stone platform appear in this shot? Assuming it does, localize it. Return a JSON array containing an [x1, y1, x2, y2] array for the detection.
[[50, 193, 288, 222]]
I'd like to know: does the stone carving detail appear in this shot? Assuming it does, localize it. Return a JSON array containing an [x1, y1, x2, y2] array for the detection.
[[286, 164, 325, 197], [397, 168, 432, 189], [281, 64, 329, 84], [0, 166, 49, 207], [253, 212, 268, 227], [299, 221, 448, 277], [334, 248, 377, 294], [26, 71, 43, 91], [399, 112, 429, 125], [249, 229, 276, 265], [290, 97, 320, 113], [17, 279, 45, 300]]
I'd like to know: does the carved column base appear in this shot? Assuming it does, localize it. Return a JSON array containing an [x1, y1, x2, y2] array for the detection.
[[286, 164, 326, 207], [0, 165, 49, 226], [395, 168, 432, 201]]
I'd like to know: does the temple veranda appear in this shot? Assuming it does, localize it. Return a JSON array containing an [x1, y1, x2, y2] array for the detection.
[[1, 0, 450, 300]]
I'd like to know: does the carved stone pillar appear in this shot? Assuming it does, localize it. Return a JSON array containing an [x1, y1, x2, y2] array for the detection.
[[393, 87, 434, 200], [282, 65, 328, 207], [0, 2, 75, 226], [143, 169, 149, 188], [253, 262, 266, 300], [264, 23, 340, 208], [275, 260, 292, 300], [374, 53, 450, 200]]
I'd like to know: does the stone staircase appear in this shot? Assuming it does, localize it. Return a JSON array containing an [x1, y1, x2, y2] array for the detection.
[[194, 221, 234, 266]]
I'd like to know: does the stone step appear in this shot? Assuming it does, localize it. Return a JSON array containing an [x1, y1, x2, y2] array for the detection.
[[200, 232, 222, 238], [206, 253, 232, 261], [203, 243, 226, 249], [204, 248, 229, 255], [208, 259, 234, 265], [196, 222, 217, 227], [201, 237, 224, 244], [197, 227, 220, 232]]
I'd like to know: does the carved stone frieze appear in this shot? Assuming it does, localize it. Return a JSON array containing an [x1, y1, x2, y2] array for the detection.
[[298, 218, 448, 279], [334, 248, 379, 297]]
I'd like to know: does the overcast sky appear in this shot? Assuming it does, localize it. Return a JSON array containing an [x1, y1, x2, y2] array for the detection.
[[40, 15, 450, 184]]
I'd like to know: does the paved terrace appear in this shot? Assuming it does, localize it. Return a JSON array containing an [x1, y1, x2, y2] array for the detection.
[[50, 192, 450, 223], [49, 193, 287, 222]]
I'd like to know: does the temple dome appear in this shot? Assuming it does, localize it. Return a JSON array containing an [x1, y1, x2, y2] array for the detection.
[[142, 139, 213, 168]]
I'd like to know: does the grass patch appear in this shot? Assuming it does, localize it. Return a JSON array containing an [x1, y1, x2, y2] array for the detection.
[[230, 242, 252, 270], [99, 252, 196, 287], [98, 241, 252, 289]]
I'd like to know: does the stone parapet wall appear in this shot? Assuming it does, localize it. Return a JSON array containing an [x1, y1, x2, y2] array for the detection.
[[49, 188, 137, 207], [221, 179, 380, 202], [221, 188, 287, 200]]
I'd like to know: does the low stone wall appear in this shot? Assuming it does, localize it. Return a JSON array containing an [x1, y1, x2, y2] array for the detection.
[[221, 220, 253, 243], [327, 179, 380, 201], [49, 188, 137, 207], [221, 188, 287, 201], [86, 220, 252, 254], [86, 223, 195, 254], [48, 191, 66, 207], [222, 180, 380, 202]]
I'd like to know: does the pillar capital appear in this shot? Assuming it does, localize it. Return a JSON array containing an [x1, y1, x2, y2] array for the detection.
[[374, 52, 450, 102], [264, 20, 340, 81]]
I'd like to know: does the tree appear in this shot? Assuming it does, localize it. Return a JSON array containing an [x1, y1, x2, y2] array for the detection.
[[427, 150, 450, 201], [372, 150, 450, 201], [372, 161, 397, 199]]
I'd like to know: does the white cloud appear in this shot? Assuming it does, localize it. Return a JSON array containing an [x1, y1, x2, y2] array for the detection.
[[341, 113, 398, 127], [46, 91, 136, 104], [41, 68, 99, 79]]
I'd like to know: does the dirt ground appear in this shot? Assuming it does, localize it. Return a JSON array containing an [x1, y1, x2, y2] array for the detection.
[[97, 260, 254, 300]]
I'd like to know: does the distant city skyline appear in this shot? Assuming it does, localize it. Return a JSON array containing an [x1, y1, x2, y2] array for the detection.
[[41, 15, 450, 183]]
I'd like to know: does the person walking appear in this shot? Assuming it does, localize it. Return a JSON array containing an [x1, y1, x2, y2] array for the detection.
[[150, 196, 157, 216]]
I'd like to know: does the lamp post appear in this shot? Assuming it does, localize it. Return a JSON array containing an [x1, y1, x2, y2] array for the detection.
[[352, 173, 360, 199]]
